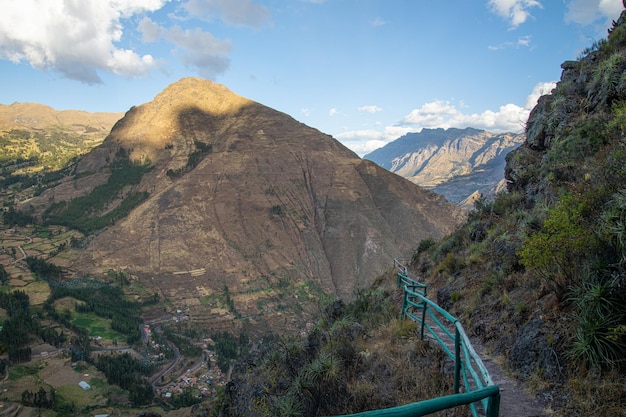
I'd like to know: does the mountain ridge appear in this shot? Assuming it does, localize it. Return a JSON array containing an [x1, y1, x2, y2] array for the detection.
[[0, 101, 122, 131], [364, 127, 525, 205]]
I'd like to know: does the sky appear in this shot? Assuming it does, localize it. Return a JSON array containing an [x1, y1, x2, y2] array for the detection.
[[0, 0, 624, 156]]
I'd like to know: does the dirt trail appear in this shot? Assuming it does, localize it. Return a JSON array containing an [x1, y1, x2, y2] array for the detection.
[[397, 261, 546, 416], [477, 347, 546, 417], [423, 314, 546, 417]]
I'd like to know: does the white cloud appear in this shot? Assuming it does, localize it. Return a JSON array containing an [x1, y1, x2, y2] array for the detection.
[[488, 35, 533, 51], [0, 0, 165, 84], [565, 0, 623, 26], [358, 105, 383, 113], [139, 18, 232, 79], [487, 0, 543, 28], [525, 81, 556, 109], [401, 100, 528, 132], [182, 0, 271, 28], [329, 108, 339, 116], [301, 108, 311, 117], [400, 81, 556, 133], [336, 81, 557, 156], [336, 125, 414, 156]]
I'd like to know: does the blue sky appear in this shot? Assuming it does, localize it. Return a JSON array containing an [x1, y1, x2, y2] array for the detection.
[[0, 0, 623, 155]]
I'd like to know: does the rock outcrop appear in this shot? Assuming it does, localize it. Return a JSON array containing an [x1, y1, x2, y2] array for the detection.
[[505, 10, 626, 202]]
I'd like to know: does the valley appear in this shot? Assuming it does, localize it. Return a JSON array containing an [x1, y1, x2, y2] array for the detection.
[[2, 13, 626, 414]]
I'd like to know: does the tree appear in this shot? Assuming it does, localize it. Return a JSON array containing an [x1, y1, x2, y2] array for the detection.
[[0, 264, 8, 285]]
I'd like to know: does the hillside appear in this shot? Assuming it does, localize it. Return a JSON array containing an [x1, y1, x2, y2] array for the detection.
[[4, 10, 626, 416], [406, 11, 626, 417], [364, 128, 524, 206], [0, 102, 122, 172], [19, 77, 465, 335]]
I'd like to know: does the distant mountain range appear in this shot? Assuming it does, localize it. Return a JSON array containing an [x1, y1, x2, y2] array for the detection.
[[364, 127, 525, 207], [0, 102, 123, 171]]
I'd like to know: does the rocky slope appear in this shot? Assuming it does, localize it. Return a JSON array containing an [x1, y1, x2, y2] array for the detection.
[[410, 9, 626, 417], [364, 127, 524, 206], [22, 78, 465, 333]]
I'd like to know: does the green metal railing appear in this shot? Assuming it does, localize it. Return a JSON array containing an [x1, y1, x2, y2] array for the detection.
[[327, 259, 500, 417]]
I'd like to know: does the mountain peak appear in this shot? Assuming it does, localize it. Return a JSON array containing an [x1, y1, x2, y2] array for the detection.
[[107, 77, 255, 163], [150, 77, 253, 116]]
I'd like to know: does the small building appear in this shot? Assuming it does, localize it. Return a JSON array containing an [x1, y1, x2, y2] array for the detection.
[[79, 381, 91, 390]]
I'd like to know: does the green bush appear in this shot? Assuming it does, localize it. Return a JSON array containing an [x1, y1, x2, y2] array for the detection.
[[550, 120, 609, 165], [519, 193, 599, 298]]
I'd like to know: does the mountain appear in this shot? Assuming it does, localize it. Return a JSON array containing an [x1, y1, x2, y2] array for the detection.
[[364, 127, 525, 205], [0, 102, 121, 132], [21, 77, 465, 333], [0, 102, 122, 172]]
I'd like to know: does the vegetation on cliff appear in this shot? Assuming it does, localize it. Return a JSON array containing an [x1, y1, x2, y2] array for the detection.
[[41, 147, 151, 233], [408, 13, 626, 416], [223, 277, 461, 417]]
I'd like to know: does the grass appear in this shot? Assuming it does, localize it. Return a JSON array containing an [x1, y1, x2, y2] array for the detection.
[[71, 312, 126, 342], [8, 363, 39, 380], [18, 279, 51, 305], [55, 381, 106, 410]]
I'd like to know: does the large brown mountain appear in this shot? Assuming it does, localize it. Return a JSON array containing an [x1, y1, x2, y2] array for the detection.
[[23, 77, 464, 332]]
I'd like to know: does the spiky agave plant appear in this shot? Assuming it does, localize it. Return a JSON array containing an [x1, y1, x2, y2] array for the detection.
[[568, 271, 626, 370]]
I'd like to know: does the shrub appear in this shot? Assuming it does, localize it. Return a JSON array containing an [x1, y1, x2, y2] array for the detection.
[[270, 205, 284, 217], [436, 252, 464, 275], [519, 193, 599, 298], [601, 188, 626, 260]]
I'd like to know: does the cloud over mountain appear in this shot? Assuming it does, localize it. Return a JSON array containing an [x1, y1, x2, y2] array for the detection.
[[0, 0, 269, 83], [0, 0, 165, 83], [338, 81, 556, 156]]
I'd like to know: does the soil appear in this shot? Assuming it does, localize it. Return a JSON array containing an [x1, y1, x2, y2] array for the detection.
[[478, 348, 546, 417]]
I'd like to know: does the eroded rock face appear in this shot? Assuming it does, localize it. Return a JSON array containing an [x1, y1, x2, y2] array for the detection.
[[505, 10, 626, 200], [507, 318, 562, 382], [364, 128, 525, 204], [30, 78, 465, 332]]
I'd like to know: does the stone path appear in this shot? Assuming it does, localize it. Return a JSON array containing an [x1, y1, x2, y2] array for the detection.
[[478, 349, 546, 417]]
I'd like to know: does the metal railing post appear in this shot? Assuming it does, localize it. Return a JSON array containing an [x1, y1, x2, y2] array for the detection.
[[388, 259, 499, 417], [454, 326, 461, 394], [401, 290, 407, 322], [486, 390, 501, 417], [419, 303, 427, 340]]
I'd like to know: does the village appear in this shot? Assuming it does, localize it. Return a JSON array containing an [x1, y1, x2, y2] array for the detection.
[[141, 319, 229, 401]]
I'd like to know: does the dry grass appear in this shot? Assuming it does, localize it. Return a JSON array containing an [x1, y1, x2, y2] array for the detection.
[[560, 371, 626, 417]]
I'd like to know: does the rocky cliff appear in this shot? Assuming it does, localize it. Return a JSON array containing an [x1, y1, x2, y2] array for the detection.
[[408, 10, 626, 416], [364, 127, 524, 206], [23, 78, 465, 332]]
